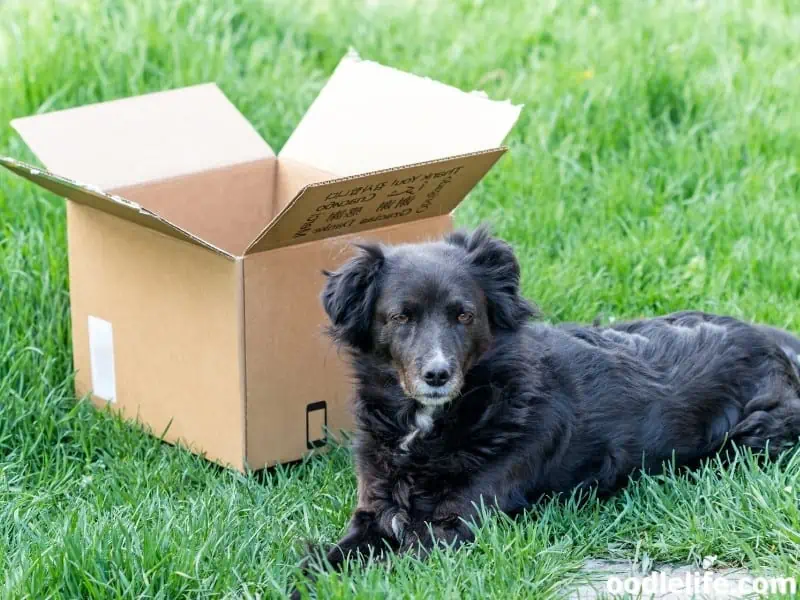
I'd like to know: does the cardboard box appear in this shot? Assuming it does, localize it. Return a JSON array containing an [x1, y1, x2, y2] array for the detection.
[[0, 52, 521, 470]]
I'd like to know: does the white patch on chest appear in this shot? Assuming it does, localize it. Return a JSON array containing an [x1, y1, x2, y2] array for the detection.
[[399, 405, 436, 452]]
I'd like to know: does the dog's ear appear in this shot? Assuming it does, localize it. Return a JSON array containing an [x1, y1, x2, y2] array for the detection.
[[321, 243, 385, 352], [446, 225, 538, 331]]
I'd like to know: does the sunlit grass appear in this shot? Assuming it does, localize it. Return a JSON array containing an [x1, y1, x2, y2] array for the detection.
[[1, 0, 798, 597]]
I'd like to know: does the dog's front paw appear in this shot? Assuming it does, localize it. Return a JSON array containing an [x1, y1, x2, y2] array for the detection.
[[295, 540, 329, 572], [390, 511, 409, 543], [398, 514, 472, 556], [288, 540, 332, 599], [397, 521, 429, 553]]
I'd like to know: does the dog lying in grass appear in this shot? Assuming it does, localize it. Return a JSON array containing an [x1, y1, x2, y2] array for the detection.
[[290, 226, 800, 597]]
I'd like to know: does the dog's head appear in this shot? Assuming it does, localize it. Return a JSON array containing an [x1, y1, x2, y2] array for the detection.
[[321, 226, 537, 407]]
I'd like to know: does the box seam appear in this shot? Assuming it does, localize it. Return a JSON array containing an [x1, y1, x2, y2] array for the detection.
[[79, 201, 238, 262], [237, 257, 249, 470], [0, 156, 237, 259]]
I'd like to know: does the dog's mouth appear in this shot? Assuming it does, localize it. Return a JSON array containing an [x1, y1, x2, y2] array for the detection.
[[414, 394, 454, 407], [410, 380, 461, 406], [395, 364, 463, 406]]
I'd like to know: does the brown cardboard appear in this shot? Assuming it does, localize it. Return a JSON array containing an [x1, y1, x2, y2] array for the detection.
[[274, 157, 336, 215], [279, 49, 521, 177], [113, 159, 275, 256], [66, 202, 245, 468], [0, 157, 232, 257], [245, 149, 505, 254], [0, 51, 521, 470], [11, 83, 274, 190]]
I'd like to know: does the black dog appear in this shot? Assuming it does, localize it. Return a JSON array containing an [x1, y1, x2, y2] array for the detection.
[[292, 226, 800, 596]]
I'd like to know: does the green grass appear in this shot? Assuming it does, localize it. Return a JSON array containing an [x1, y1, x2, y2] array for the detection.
[[1, 0, 799, 597]]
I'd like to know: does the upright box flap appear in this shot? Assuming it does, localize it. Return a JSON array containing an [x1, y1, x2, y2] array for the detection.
[[0, 157, 232, 257], [245, 148, 505, 254], [278, 51, 522, 177], [11, 84, 274, 190]]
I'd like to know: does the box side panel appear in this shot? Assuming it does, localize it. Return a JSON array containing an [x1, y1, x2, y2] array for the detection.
[[273, 158, 336, 216], [246, 149, 504, 254], [67, 202, 245, 469], [279, 52, 521, 177], [12, 84, 274, 190], [1, 157, 231, 257], [112, 158, 275, 256], [243, 215, 453, 469]]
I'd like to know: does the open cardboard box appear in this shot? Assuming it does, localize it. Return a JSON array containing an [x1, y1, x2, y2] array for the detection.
[[0, 52, 521, 471]]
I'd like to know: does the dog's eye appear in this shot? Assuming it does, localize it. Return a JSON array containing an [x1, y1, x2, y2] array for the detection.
[[391, 313, 410, 324], [457, 312, 474, 325]]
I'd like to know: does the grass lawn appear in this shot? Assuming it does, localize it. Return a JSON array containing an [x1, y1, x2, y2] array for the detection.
[[1, 0, 799, 597]]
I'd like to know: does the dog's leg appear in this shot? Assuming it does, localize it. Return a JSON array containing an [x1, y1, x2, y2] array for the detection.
[[402, 516, 475, 557], [396, 496, 481, 557], [730, 380, 800, 459], [290, 509, 397, 599]]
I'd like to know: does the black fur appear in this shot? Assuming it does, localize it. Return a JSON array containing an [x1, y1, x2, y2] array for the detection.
[[321, 243, 385, 352], [291, 226, 800, 598]]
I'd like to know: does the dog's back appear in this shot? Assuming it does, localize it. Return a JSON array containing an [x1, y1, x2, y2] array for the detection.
[[549, 311, 800, 475], [758, 324, 800, 368]]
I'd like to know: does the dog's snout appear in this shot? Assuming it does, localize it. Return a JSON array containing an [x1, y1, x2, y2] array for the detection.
[[423, 366, 452, 387]]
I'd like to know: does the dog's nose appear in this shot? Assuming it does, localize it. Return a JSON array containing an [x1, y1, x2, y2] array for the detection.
[[423, 367, 451, 387]]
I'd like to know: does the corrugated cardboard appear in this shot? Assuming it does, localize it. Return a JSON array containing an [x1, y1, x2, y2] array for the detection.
[[0, 52, 521, 470], [66, 202, 245, 467], [10, 83, 274, 189], [245, 150, 505, 254]]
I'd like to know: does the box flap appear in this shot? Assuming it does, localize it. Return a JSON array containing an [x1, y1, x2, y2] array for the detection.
[[278, 51, 521, 177], [0, 157, 232, 258], [245, 148, 505, 254], [11, 84, 273, 190]]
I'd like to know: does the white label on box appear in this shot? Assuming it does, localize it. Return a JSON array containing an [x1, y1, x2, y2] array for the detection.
[[87, 316, 116, 403]]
